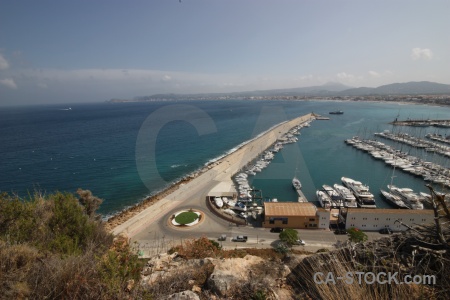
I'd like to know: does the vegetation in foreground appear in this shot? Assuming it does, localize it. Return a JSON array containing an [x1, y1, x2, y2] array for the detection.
[[1, 187, 449, 299], [0, 190, 149, 299]]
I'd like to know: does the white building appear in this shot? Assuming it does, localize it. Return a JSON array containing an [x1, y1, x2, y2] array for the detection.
[[343, 208, 435, 231], [317, 208, 331, 229]]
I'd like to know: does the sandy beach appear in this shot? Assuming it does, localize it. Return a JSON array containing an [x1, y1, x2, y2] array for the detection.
[[109, 113, 315, 237]]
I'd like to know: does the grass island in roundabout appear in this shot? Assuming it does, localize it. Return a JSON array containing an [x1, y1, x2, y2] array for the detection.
[[171, 210, 202, 227]]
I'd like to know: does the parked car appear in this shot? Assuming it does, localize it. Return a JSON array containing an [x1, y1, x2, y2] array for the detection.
[[218, 234, 227, 241], [334, 229, 347, 235], [295, 239, 306, 245], [231, 235, 248, 242], [379, 228, 393, 234], [270, 227, 283, 233]]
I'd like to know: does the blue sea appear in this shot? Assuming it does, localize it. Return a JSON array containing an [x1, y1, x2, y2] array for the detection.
[[1, 100, 449, 217]]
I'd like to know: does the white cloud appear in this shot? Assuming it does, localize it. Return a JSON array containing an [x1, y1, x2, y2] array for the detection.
[[162, 74, 172, 81], [411, 48, 433, 60], [0, 78, 18, 89], [0, 53, 9, 70], [337, 72, 355, 80], [368, 70, 380, 78]]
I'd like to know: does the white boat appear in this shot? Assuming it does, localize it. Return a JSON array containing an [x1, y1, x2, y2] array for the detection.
[[233, 202, 247, 212], [333, 184, 358, 208], [380, 189, 408, 209], [223, 209, 236, 216], [214, 196, 223, 208], [316, 190, 331, 209], [322, 185, 344, 207], [387, 185, 424, 209], [341, 177, 376, 208], [292, 177, 302, 190]]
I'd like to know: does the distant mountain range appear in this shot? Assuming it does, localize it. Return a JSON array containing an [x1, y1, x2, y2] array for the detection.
[[111, 81, 450, 102], [230, 81, 450, 97]]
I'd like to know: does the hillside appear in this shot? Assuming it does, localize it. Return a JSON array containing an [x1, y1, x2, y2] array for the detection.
[[1, 189, 449, 299], [340, 81, 450, 96]]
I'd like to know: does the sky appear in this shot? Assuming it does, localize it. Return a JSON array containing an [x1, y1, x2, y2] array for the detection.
[[0, 0, 449, 106]]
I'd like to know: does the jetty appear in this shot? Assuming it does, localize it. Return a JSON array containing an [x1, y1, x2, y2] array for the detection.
[[110, 113, 316, 237], [296, 189, 308, 203], [390, 118, 450, 127]]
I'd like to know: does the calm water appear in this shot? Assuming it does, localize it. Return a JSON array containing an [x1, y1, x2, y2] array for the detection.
[[1, 100, 449, 216]]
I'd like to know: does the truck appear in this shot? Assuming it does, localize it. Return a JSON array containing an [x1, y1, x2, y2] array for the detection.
[[231, 235, 248, 242]]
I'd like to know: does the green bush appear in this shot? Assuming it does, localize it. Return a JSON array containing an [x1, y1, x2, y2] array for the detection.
[[279, 228, 299, 246], [0, 190, 149, 299], [347, 227, 368, 243]]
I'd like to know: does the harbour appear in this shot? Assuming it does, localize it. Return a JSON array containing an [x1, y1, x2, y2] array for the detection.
[[2, 100, 449, 220]]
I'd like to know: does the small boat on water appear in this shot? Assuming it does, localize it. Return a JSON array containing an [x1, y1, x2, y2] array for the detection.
[[380, 189, 409, 209], [329, 110, 344, 115], [214, 196, 224, 208], [292, 177, 302, 190]]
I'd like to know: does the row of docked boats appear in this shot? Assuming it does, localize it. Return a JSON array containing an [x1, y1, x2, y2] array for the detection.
[[316, 180, 360, 209], [375, 130, 450, 158], [239, 119, 313, 191], [229, 118, 314, 212], [346, 136, 450, 188], [426, 133, 450, 146]]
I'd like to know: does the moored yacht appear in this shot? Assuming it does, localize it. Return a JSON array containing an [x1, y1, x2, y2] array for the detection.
[[387, 185, 424, 209], [341, 177, 376, 208], [333, 184, 358, 208], [292, 177, 302, 190], [322, 185, 344, 207], [316, 190, 331, 209], [380, 189, 408, 209]]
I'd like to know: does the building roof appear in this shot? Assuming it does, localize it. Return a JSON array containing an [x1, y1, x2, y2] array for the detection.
[[264, 202, 317, 217], [346, 208, 434, 215]]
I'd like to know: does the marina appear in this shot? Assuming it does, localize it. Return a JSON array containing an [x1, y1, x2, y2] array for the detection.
[[345, 136, 450, 188]]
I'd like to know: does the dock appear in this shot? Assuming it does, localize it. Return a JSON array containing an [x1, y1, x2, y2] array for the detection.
[[390, 119, 450, 127], [297, 189, 308, 202]]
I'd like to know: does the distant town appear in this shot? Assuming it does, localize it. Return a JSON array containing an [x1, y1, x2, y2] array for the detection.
[[110, 93, 450, 107], [108, 81, 450, 107]]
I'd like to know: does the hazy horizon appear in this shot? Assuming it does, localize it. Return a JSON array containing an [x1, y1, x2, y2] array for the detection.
[[1, 0, 449, 106]]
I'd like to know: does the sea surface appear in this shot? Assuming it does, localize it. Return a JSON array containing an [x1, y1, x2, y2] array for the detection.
[[1, 100, 449, 217]]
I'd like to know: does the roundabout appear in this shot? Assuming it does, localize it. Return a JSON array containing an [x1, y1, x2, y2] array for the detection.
[[170, 209, 204, 228]]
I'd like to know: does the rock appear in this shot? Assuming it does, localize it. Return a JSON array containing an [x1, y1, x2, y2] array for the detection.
[[191, 285, 202, 293], [126, 279, 134, 292], [281, 264, 291, 278], [207, 255, 264, 297], [166, 290, 200, 300], [207, 273, 235, 296]]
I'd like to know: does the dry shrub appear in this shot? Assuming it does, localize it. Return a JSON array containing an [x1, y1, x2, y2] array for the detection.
[[171, 236, 221, 259], [0, 241, 41, 299], [288, 246, 440, 300]]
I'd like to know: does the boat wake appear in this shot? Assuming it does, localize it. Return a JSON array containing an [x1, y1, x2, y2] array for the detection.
[[344, 118, 365, 128]]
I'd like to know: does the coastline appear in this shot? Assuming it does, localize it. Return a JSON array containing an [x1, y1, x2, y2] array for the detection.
[[108, 113, 315, 236]]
